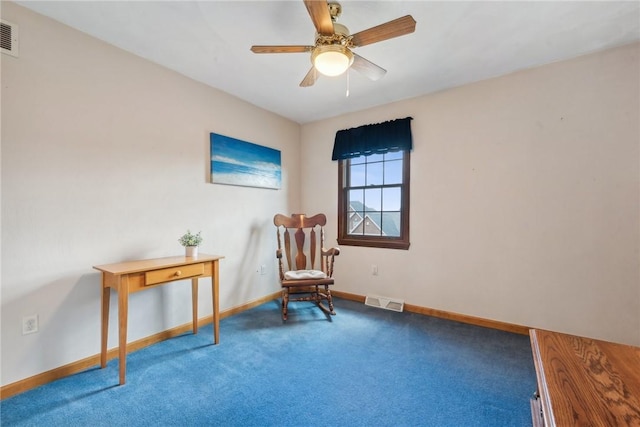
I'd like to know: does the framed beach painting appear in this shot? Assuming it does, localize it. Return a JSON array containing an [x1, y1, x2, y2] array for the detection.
[[210, 133, 281, 189]]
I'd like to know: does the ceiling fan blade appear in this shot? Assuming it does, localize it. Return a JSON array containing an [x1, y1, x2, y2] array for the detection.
[[351, 53, 387, 81], [300, 67, 318, 87], [350, 15, 416, 47], [303, 0, 334, 36], [251, 45, 314, 54]]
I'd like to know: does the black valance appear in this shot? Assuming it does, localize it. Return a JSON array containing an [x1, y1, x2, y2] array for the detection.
[[332, 117, 413, 160]]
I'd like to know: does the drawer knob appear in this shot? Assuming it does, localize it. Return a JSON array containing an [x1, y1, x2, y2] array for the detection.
[[175, 270, 182, 277]]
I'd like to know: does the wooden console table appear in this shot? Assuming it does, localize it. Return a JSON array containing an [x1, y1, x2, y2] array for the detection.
[[94, 254, 224, 385], [529, 329, 640, 426]]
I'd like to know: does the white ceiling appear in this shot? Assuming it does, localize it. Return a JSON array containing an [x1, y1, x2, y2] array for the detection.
[[15, 1, 640, 124]]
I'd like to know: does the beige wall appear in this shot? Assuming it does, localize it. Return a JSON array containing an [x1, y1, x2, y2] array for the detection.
[[302, 42, 640, 347], [1, 2, 299, 386]]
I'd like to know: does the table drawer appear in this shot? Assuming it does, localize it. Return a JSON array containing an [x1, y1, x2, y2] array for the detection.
[[145, 263, 204, 286]]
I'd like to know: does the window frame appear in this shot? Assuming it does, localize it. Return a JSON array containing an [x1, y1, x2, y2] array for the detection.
[[337, 150, 410, 250]]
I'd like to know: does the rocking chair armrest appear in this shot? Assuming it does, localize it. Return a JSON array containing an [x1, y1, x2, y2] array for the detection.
[[322, 247, 340, 257]]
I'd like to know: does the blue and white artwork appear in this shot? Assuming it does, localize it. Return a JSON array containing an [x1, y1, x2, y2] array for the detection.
[[210, 133, 281, 189]]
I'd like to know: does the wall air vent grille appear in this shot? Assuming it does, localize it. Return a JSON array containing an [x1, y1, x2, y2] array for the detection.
[[1, 20, 19, 57], [365, 295, 404, 312]]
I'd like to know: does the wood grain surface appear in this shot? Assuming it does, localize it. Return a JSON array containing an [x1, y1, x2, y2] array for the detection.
[[530, 329, 640, 426]]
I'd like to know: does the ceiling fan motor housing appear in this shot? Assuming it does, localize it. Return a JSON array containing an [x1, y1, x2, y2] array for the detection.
[[315, 23, 352, 48], [333, 23, 349, 38]]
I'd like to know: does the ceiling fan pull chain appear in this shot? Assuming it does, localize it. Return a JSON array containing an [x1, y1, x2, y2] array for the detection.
[[346, 68, 350, 97]]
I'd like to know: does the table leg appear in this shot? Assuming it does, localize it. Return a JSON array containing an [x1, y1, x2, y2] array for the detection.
[[117, 276, 129, 385], [212, 260, 219, 344], [191, 278, 199, 334], [100, 277, 110, 369]]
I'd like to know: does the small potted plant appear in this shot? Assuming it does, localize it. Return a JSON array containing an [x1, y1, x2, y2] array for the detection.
[[178, 230, 203, 257]]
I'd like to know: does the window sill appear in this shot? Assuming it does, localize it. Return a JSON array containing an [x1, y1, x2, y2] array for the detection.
[[337, 236, 410, 250]]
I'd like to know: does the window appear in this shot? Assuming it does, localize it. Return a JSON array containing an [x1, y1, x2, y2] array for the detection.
[[338, 151, 410, 249], [332, 117, 412, 250]]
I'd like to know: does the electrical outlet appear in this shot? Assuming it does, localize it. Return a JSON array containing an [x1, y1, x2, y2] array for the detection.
[[260, 264, 266, 275], [22, 314, 38, 335], [372, 264, 379, 276]]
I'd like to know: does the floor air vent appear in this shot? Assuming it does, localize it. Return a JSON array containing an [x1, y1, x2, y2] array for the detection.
[[365, 295, 404, 312], [1, 20, 19, 58]]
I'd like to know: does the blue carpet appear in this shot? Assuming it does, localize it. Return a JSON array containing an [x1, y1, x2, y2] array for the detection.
[[1, 298, 537, 426]]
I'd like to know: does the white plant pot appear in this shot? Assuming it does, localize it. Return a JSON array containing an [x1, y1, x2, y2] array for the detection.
[[185, 246, 198, 257]]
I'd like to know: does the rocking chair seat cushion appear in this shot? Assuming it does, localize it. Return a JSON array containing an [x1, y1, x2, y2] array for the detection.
[[284, 269, 327, 280]]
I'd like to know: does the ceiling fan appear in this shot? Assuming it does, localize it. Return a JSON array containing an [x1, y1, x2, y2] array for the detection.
[[250, 0, 416, 87]]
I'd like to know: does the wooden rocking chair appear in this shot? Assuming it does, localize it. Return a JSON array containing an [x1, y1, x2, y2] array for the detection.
[[274, 213, 340, 320]]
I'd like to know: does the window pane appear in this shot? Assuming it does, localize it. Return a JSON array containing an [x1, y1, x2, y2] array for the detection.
[[367, 153, 384, 163], [348, 213, 363, 235], [380, 212, 401, 237], [366, 162, 383, 186], [385, 151, 403, 161], [350, 156, 366, 166], [348, 189, 364, 208], [382, 187, 401, 211], [364, 188, 381, 212], [384, 159, 403, 185], [362, 216, 382, 236], [348, 189, 364, 235], [350, 163, 365, 187]]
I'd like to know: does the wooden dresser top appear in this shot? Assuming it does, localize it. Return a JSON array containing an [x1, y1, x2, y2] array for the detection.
[[530, 329, 640, 426]]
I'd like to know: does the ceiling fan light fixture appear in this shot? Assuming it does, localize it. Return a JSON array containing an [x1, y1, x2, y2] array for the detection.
[[312, 45, 354, 77]]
